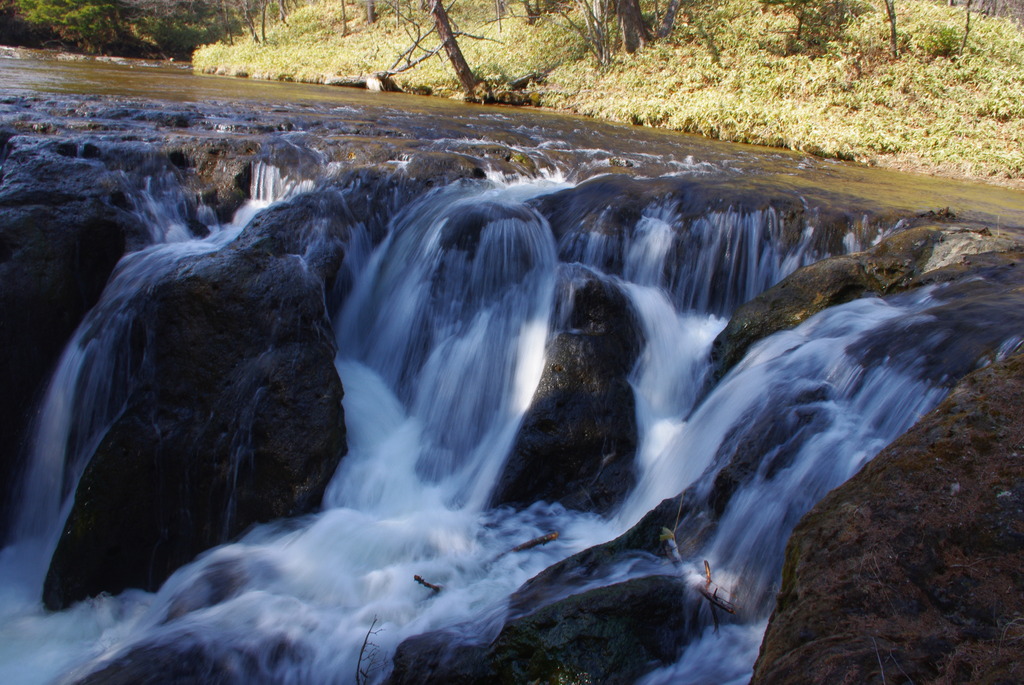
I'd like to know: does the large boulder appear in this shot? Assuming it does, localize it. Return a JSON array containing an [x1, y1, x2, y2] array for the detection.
[[0, 136, 146, 532], [491, 268, 641, 513], [43, 193, 351, 609], [752, 351, 1024, 684]]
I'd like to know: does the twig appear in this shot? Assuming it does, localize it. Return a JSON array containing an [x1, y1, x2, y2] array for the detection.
[[355, 616, 383, 685], [999, 617, 1024, 656], [510, 531, 559, 553], [387, 24, 440, 73], [699, 560, 737, 614], [494, 531, 559, 560], [414, 574, 444, 593], [698, 585, 737, 614], [871, 636, 888, 685], [453, 30, 505, 44]]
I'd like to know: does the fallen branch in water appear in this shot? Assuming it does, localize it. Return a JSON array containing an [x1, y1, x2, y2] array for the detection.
[[414, 575, 443, 593], [698, 584, 738, 615], [510, 531, 559, 553], [493, 531, 560, 560], [699, 559, 737, 633]]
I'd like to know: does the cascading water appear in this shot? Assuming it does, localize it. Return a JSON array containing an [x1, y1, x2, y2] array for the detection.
[[0, 144, 1013, 685], [0, 161, 312, 604]]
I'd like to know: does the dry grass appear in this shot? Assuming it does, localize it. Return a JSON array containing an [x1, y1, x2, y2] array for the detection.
[[193, 0, 1024, 187]]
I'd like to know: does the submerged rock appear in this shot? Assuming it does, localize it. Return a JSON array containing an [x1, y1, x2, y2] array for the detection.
[[492, 269, 641, 513], [752, 351, 1024, 684], [43, 194, 350, 609]]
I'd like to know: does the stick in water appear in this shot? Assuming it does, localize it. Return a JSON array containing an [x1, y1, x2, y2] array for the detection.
[[414, 575, 443, 593], [494, 531, 560, 560]]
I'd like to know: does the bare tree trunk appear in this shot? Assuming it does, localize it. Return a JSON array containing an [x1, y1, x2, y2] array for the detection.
[[572, 0, 612, 64], [366, 0, 377, 23], [960, 0, 972, 54], [428, 0, 479, 95], [657, 0, 682, 38], [219, 0, 235, 44], [341, 0, 348, 35], [241, 0, 260, 42], [261, 0, 267, 42], [618, 0, 650, 53], [884, 0, 898, 58], [522, 0, 538, 23]]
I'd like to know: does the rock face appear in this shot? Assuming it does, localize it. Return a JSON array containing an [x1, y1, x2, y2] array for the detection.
[[752, 351, 1024, 685], [712, 225, 1023, 376], [0, 136, 145, 532], [43, 193, 351, 609], [163, 137, 257, 223], [491, 269, 641, 513], [387, 575, 691, 685]]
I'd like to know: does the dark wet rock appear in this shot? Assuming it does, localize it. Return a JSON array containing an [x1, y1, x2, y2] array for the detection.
[[65, 626, 312, 685], [388, 631, 496, 685], [712, 225, 1024, 377], [438, 141, 541, 177], [43, 196, 348, 609], [491, 270, 641, 513], [0, 137, 145, 532], [533, 174, 874, 315], [533, 174, 845, 248], [752, 351, 1024, 685], [162, 137, 258, 223], [491, 575, 691, 684], [850, 251, 1024, 391], [402, 151, 488, 186], [387, 575, 692, 685]]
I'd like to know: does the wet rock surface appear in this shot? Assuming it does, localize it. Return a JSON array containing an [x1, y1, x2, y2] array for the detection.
[[43, 194, 350, 609], [387, 575, 692, 685], [492, 269, 641, 513], [67, 631, 312, 685], [712, 225, 1024, 377], [0, 136, 146, 531], [752, 351, 1024, 685]]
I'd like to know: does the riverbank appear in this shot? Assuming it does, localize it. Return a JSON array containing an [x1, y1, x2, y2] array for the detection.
[[192, 0, 1024, 189]]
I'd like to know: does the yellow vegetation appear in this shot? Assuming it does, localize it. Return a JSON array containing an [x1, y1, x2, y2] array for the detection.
[[193, 0, 1024, 187]]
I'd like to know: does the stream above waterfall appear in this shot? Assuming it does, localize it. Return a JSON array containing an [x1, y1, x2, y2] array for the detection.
[[1, 52, 1023, 685]]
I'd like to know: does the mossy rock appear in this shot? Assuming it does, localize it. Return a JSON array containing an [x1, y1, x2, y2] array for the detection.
[[752, 351, 1024, 685], [712, 225, 1024, 377]]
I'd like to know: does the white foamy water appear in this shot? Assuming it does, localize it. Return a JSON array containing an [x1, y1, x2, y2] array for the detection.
[[0, 165, 981, 685]]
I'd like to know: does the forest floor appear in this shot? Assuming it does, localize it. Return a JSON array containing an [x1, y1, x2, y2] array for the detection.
[[193, 0, 1024, 188]]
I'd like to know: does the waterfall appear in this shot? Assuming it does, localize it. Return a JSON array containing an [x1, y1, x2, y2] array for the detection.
[[0, 156, 1006, 685], [0, 161, 308, 602]]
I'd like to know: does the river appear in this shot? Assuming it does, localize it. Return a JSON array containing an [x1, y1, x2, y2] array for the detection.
[[1, 50, 1023, 684]]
